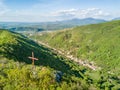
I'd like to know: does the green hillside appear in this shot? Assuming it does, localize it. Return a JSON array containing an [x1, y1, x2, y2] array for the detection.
[[0, 29, 99, 90], [0, 29, 76, 72], [1, 25, 120, 89], [30, 20, 120, 89], [34, 20, 120, 70]]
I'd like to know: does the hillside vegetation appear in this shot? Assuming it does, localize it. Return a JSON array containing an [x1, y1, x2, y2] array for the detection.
[[0, 29, 105, 90], [0, 29, 88, 75], [34, 20, 120, 70], [30, 20, 120, 89]]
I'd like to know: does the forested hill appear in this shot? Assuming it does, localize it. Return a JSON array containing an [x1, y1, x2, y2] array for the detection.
[[32, 20, 120, 76], [0, 29, 83, 73], [0, 29, 95, 90]]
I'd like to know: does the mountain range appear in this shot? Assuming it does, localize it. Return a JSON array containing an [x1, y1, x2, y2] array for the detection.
[[112, 17, 120, 20], [0, 18, 106, 32]]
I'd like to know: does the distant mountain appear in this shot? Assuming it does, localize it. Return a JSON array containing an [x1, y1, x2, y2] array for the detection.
[[58, 18, 106, 25], [0, 18, 106, 32], [112, 17, 120, 20], [39, 18, 106, 30]]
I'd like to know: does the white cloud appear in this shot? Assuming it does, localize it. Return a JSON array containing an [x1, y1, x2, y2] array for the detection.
[[52, 8, 110, 20], [0, 1, 113, 22], [0, 0, 10, 16], [53, 9, 77, 16], [0, 0, 54, 22], [52, 9, 77, 20], [1, 9, 55, 22], [0, 0, 117, 22]]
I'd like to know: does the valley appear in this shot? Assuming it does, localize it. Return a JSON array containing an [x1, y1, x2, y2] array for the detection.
[[31, 20, 120, 72], [36, 41, 99, 71], [0, 20, 120, 90], [0, 29, 100, 90], [29, 20, 120, 90]]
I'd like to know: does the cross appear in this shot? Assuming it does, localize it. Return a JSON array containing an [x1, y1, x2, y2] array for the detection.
[[28, 52, 38, 65]]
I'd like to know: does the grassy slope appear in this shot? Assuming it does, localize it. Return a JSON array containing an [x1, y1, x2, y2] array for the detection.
[[0, 29, 86, 76], [33, 20, 120, 73], [1, 29, 97, 90]]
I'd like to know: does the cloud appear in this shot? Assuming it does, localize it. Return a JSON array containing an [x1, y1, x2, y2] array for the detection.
[[52, 9, 78, 20], [1, 9, 55, 22], [0, 8, 111, 22], [0, 0, 112, 22], [53, 9, 77, 16], [0, 0, 117, 22], [52, 8, 110, 20], [0, 0, 10, 16], [0, 0, 55, 22]]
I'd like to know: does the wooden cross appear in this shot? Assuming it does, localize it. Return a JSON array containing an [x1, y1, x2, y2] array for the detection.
[[28, 52, 38, 65]]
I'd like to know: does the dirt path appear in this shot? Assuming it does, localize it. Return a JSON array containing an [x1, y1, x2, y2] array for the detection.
[[37, 41, 100, 71]]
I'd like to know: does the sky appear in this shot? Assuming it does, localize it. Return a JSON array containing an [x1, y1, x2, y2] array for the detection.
[[0, 0, 120, 22]]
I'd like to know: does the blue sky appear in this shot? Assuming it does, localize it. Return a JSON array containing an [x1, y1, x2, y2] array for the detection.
[[0, 0, 120, 22]]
